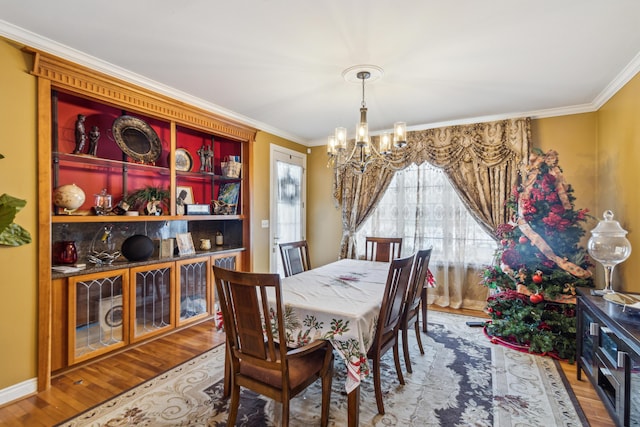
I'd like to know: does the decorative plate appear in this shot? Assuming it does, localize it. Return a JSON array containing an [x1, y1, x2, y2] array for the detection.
[[111, 115, 162, 164], [175, 148, 193, 172], [604, 292, 640, 312]]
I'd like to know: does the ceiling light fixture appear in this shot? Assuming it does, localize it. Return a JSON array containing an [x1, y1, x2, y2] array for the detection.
[[327, 65, 407, 173]]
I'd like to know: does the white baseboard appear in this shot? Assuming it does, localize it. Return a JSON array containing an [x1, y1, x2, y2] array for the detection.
[[0, 377, 37, 406]]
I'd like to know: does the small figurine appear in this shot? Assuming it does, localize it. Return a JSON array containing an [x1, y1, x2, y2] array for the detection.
[[197, 143, 207, 172], [73, 114, 87, 154], [88, 125, 100, 156], [204, 142, 214, 172], [197, 140, 215, 172]]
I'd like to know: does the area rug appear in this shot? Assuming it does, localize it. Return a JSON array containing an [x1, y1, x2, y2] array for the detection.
[[57, 311, 587, 426]]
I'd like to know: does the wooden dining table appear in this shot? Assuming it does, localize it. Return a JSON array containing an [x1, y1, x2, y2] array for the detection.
[[273, 258, 390, 426]]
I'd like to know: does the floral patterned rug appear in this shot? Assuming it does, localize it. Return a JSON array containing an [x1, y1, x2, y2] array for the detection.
[[57, 311, 587, 426]]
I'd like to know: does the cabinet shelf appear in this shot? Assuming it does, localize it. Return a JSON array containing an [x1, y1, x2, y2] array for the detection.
[[177, 169, 242, 182], [51, 213, 244, 223], [54, 152, 169, 174]]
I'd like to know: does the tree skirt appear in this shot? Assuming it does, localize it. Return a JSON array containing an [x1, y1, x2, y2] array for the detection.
[[57, 311, 587, 426], [483, 324, 566, 361]]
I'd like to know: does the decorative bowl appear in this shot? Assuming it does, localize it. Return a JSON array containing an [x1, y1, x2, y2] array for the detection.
[[121, 234, 154, 262], [53, 183, 86, 213]]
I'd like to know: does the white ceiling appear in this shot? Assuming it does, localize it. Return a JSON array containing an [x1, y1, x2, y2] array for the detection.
[[1, 1, 640, 146]]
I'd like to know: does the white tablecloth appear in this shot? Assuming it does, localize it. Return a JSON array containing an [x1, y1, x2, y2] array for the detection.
[[269, 259, 390, 393]]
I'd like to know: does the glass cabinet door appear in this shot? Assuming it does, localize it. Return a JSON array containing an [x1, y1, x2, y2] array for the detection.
[[212, 252, 242, 271], [68, 269, 129, 364], [176, 256, 211, 326], [579, 305, 596, 378], [629, 349, 640, 426], [130, 262, 174, 341]]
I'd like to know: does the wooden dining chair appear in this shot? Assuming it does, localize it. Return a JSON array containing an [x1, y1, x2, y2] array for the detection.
[[367, 254, 414, 415], [213, 266, 334, 427], [400, 248, 432, 373], [279, 240, 311, 277], [365, 237, 403, 262]]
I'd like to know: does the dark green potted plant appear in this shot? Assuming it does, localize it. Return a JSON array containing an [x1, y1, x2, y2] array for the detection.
[[125, 185, 170, 215]]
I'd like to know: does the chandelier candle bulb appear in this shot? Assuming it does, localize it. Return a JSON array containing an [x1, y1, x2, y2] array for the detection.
[[394, 122, 407, 147], [335, 127, 347, 150], [380, 133, 392, 154], [356, 121, 368, 146], [327, 135, 337, 155]]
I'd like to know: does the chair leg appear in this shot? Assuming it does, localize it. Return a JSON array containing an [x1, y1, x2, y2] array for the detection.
[[402, 326, 412, 374], [223, 347, 231, 397], [321, 358, 334, 427], [282, 400, 290, 427], [372, 356, 385, 415], [227, 383, 241, 426], [393, 340, 405, 385], [421, 288, 428, 333], [414, 320, 425, 355]]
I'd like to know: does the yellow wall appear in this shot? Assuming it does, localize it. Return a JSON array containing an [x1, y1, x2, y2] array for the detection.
[[596, 73, 640, 293], [307, 147, 343, 267], [0, 40, 38, 389], [251, 131, 307, 273], [532, 113, 598, 234]]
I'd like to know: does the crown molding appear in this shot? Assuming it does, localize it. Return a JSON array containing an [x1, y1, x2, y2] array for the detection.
[[592, 50, 640, 109]]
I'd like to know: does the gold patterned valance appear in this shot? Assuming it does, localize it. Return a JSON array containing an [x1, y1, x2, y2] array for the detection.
[[333, 117, 531, 258]]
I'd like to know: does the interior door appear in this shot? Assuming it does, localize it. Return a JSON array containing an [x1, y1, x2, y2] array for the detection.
[[270, 145, 306, 274]]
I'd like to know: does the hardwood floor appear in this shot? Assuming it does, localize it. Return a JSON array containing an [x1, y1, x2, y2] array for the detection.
[[0, 307, 615, 426], [0, 321, 225, 427]]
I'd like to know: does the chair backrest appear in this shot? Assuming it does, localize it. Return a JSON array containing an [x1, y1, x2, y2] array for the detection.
[[213, 265, 287, 373], [405, 248, 433, 316], [279, 240, 311, 277], [374, 254, 414, 344], [365, 237, 403, 262]]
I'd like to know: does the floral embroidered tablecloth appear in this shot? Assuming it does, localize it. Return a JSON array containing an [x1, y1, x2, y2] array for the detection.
[[269, 258, 390, 393]]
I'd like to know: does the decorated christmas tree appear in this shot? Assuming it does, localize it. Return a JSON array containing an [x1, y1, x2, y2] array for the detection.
[[481, 148, 594, 362]]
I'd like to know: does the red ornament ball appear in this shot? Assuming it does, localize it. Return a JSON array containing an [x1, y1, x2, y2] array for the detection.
[[532, 274, 543, 284], [530, 293, 544, 304]]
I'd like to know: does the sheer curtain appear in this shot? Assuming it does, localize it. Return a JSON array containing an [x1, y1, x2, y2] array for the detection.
[[355, 163, 497, 310]]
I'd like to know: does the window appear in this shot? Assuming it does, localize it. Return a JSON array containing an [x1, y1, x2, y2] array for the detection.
[[356, 163, 496, 266]]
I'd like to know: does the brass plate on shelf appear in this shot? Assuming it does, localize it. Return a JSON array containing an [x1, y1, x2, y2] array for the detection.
[[175, 148, 193, 172], [112, 115, 162, 163]]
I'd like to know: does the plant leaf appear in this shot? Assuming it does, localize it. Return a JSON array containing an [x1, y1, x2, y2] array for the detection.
[[0, 202, 17, 235], [0, 222, 32, 246], [0, 194, 29, 245]]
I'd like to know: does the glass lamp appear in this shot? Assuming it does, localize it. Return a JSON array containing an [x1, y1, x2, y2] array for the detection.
[[587, 210, 632, 294]]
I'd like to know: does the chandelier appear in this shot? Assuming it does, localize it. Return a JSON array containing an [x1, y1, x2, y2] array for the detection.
[[327, 65, 408, 173]]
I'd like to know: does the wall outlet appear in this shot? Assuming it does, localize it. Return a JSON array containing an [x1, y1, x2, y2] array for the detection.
[[261, 219, 269, 228]]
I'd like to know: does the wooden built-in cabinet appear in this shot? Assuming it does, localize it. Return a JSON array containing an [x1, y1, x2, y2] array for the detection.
[[33, 49, 256, 389]]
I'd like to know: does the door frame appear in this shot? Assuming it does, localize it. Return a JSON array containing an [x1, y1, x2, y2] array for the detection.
[[269, 144, 307, 273]]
